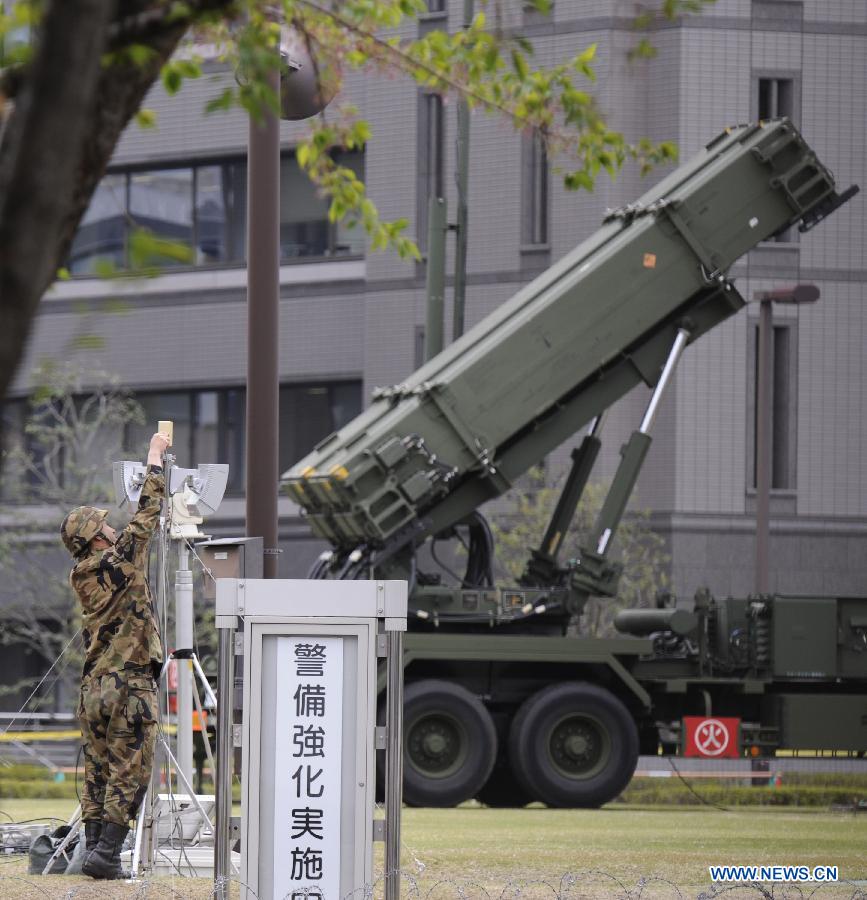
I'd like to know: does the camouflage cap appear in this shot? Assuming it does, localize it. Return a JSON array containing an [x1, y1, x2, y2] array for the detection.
[[60, 506, 109, 559]]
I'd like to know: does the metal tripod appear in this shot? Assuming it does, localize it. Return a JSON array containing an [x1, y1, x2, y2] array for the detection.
[[132, 646, 219, 877]]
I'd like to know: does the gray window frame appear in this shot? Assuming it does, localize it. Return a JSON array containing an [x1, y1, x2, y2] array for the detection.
[[69, 151, 364, 277], [746, 315, 799, 494], [126, 381, 362, 496], [751, 1, 804, 30], [752, 72, 801, 124], [752, 70, 801, 244], [521, 129, 551, 267]]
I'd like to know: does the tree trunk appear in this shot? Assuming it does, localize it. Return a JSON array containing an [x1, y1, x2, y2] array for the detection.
[[0, 0, 236, 410]]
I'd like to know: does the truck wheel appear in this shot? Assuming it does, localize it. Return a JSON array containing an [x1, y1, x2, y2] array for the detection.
[[401, 680, 497, 807], [509, 682, 638, 808]]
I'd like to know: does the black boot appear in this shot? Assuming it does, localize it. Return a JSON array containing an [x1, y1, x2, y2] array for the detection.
[[83, 820, 102, 852], [82, 821, 130, 880]]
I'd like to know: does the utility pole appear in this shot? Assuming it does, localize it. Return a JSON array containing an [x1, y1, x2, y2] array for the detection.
[[451, 0, 473, 341], [425, 197, 447, 361]]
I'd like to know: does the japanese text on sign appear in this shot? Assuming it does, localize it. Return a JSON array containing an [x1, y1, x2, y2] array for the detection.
[[274, 637, 344, 897]]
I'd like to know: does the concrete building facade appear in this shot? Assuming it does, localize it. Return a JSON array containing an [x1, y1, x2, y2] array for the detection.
[[6, 0, 867, 613]]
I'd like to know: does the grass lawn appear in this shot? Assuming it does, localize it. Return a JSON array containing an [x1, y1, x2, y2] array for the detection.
[[0, 799, 865, 897], [394, 804, 867, 896]]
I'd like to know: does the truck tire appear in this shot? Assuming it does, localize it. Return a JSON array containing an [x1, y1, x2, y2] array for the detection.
[[401, 680, 497, 807], [509, 682, 638, 808]]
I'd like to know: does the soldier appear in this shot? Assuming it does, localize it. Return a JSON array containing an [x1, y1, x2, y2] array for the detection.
[[60, 432, 169, 879]]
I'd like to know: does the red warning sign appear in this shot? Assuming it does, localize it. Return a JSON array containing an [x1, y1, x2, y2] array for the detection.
[[683, 716, 741, 758]]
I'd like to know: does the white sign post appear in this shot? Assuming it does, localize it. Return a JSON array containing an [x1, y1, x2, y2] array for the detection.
[[215, 578, 407, 900]]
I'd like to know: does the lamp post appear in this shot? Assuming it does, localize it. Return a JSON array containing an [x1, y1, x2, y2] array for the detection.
[[230, 29, 338, 898], [245, 67, 281, 580], [753, 283, 819, 594], [245, 31, 338, 580]]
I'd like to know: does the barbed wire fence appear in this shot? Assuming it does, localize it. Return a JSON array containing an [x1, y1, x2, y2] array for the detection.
[[0, 851, 866, 899]]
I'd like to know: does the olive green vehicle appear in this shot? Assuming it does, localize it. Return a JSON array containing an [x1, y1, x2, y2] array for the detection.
[[284, 119, 865, 808]]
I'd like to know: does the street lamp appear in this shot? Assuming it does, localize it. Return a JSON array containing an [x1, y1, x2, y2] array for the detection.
[[245, 25, 337, 582], [753, 283, 819, 594]]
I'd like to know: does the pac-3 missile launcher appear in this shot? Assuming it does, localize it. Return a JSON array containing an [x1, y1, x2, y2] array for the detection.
[[283, 120, 863, 808]]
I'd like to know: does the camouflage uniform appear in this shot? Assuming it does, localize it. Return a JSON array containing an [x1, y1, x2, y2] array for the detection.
[[69, 466, 164, 827]]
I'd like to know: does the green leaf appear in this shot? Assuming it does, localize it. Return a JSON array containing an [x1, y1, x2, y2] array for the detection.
[[525, 0, 553, 14], [205, 88, 235, 114], [129, 227, 193, 269], [577, 43, 597, 64], [628, 38, 658, 61], [162, 67, 182, 95], [161, 59, 201, 96], [135, 108, 157, 129], [511, 48, 529, 80], [350, 120, 372, 146], [564, 170, 595, 191], [513, 35, 534, 56], [94, 260, 119, 280], [126, 44, 157, 67]]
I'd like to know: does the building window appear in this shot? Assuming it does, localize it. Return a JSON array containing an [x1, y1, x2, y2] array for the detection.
[[751, 1, 803, 27], [758, 77, 794, 121], [127, 390, 244, 490], [69, 152, 364, 276], [417, 93, 445, 251], [0, 393, 134, 501], [748, 320, 797, 492], [126, 382, 362, 494], [280, 151, 366, 259], [196, 164, 247, 264], [129, 167, 194, 267], [69, 174, 130, 275], [522, 130, 549, 246], [278, 382, 362, 474], [753, 74, 799, 241], [426, 0, 446, 12]]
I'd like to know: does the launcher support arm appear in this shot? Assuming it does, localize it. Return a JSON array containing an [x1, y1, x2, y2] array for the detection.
[[521, 414, 605, 587], [567, 328, 690, 611]]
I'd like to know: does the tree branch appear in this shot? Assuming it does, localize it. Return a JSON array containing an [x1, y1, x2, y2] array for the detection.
[[106, 0, 241, 47]]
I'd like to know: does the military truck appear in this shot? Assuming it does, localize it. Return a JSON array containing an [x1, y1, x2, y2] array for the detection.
[[283, 119, 865, 808]]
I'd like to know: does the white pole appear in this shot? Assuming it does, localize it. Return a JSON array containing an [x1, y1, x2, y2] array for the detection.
[[214, 622, 234, 899], [175, 541, 195, 790], [384, 630, 404, 900]]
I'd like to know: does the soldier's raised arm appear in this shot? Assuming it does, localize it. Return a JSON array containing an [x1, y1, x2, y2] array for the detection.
[[112, 432, 170, 565]]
